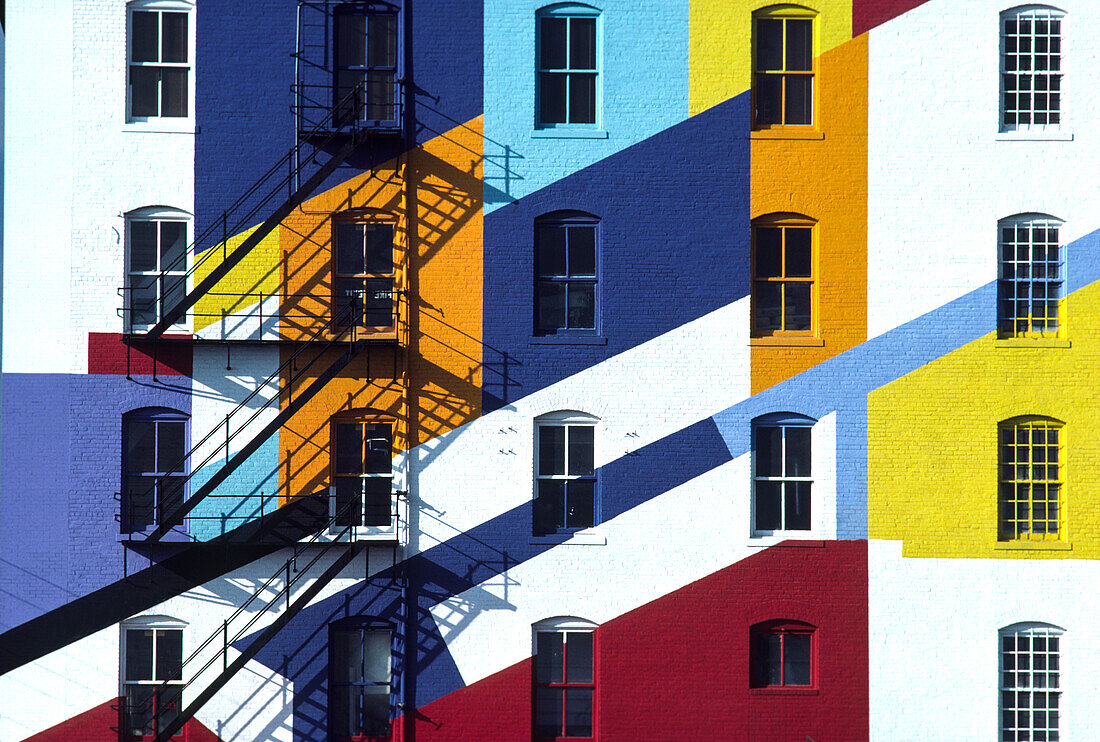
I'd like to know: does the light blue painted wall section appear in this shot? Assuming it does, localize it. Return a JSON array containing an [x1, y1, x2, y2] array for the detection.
[[483, 0, 689, 212], [187, 435, 280, 541]]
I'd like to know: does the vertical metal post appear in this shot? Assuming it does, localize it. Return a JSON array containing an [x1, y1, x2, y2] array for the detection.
[[225, 415, 231, 464], [222, 211, 228, 260], [223, 621, 228, 671], [285, 561, 291, 611]]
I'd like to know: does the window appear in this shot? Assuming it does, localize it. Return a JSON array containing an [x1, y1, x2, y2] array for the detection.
[[331, 417, 393, 528], [122, 617, 185, 740], [750, 620, 815, 688], [330, 619, 393, 740], [1001, 622, 1063, 741], [752, 214, 815, 336], [1000, 417, 1063, 542], [128, 1, 192, 121], [535, 212, 598, 334], [753, 6, 814, 127], [122, 407, 188, 534], [753, 413, 814, 533], [534, 618, 596, 740], [534, 413, 597, 536], [334, 6, 400, 125], [537, 4, 599, 127], [998, 215, 1064, 339], [126, 208, 190, 332], [333, 220, 396, 329], [1001, 6, 1064, 132]]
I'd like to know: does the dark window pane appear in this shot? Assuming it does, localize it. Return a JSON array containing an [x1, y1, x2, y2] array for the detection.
[[567, 426, 594, 475], [565, 480, 595, 529], [534, 687, 562, 737], [567, 283, 596, 329], [570, 18, 596, 69], [161, 68, 188, 117], [539, 426, 565, 475], [756, 227, 782, 278], [785, 426, 811, 476], [159, 476, 186, 526], [129, 278, 158, 326], [155, 629, 182, 681], [756, 426, 782, 477], [130, 221, 158, 272], [132, 12, 159, 63], [755, 74, 782, 125], [756, 19, 783, 71], [564, 688, 593, 737], [537, 282, 567, 331], [756, 482, 782, 530], [362, 423, 392, 473], [537, 225, 567, 277], [125, 476, 156, 530], [569, 74, 597, 124], [336, 14, 367, 67], [535, 480, 565, 534], [785, 282, 812, 331], [336, 223, 365, 275], [785, 75, 812, 124], [126, 630, 153, 681], [362, 477, 392, 526], [539, 73, 567, 124], [360, 686, 391, 736], [536, 632, 564, 683], [785, 228, 812, 277], [335, 69, 365, 124], [366, 71, 397, 120], [131, 66, 159, 117], [161, 13, 187, 63], [786, 481, 812, 530], [786, 19, 812, 71], [126, 686, 156, 737], [329, 685, 355, 739], [785, 633, 812, 685], [540, 17, 567, 68], [365, 224, 394, 275], [334, 477, 363, 526], [127, 421, 157, 473], [157, 421, 185, 472], [159, 221, 186, 270], [335, 423, 364, 474], [755, 282, 782, 333], [160, 274, 185, 322], [362, 277, 394, 326], [368, 14, 397, 67], [565, 632, 593, 683], [752, 632, 782, 686], [333, 276, 363, 326], [567, 226, 596, 277]]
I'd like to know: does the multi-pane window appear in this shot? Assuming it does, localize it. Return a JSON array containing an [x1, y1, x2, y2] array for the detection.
[[334, 9, 399, 125], [753, 417, 813, 533], [999, 215, 1063, 338], [128, 2, 190, 120], [330, 623, 392, 739], [333, 221, 396, 329], [1000, 417, 1062, 541], [753, 11, 814, 127], [753, 217, 814, 335], [332, 420, 393, 528], [536, 214, 597, 334], [534, 625, 595, 739], [1001, 623, 1062, 742], [750, 620, 814, 688], [535, 417, 597, 536], [127, 212, 188, 331], [537, 7, 599, 126], [123, 408, 188, 533], [1001, 7, 1063, 131], [123, 624, 184, 739]]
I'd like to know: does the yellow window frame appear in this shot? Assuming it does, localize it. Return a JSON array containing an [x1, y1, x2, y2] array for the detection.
[[999, 416, 1064, 542]]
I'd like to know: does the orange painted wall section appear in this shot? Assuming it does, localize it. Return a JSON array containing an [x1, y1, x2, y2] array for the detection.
[[277, 118, 484, 502], [750, 36, 868, 394]]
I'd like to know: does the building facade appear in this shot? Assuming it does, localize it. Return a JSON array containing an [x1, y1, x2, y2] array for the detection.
[[2, 1, 1099, 740]]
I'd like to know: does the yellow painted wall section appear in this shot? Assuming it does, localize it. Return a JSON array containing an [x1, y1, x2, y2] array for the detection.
[[689, 0, 852, 116], [749, 35, 867, 394], [192, 225, 282, 332], [277, 118, 484, 502], [869, 283, 1100, 559]]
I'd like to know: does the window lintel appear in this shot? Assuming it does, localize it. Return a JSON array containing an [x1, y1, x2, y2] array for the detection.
[[753, 411, 817, 427], [535, 209, 599, 224], [1002, 4, 1066, 17], [753, 3, 818, 19], [1000, 414, 1064, 427], [1001, 620, 1065, 633], [537, 2, 600, 17], [752, 211, 817, 226], [751, 618, 816, 632], [535, 409, 599, 424]]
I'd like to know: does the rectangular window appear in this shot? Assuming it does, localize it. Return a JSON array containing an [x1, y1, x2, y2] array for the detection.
[[335, 10, 399, 125], [535, 629, 595, 739], [754, 14, 814, 127], [536, 217, 597, 334], [752, 221, 814, 335], [1000, 418, 1062, 541], [127, 216, 188, 331], [753, 423, 812, 533], [537, 11, 598, 126], [750, 622, 814, 688], [1001, 624, 1061, 742], [333, 221, 396, 330], [998, 216, 1063, 338], [332, 421, 393, 528], [330, 626, 392, 739], [1002, 8, 1063, 131], [129, 5, 190, 120], [123, 627, 184, 739], [534, 422, 596, 536], [123, 413, 188, 533]]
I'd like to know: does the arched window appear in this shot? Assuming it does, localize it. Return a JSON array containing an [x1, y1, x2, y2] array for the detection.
[[533, 617, 597, 739], [535, 211, 599, 335], [329, 617, 394, 739], [121, 615, 187, 739], [125, 206, 190, 332], [127, 0, 194, 122], [332, 215, 397, 330], [1000, 622, 1064, 741], [753, 412, 816, 534], [122, 406, 189, 533], [753, 5, 816, 128], [330, 410, 395, 528], [750, 619, 816, 688], [536, 3, 601, 128], [998, 214, 1064, 339], [534, 411, 599, 536], [752, 213, 816, 336], [999, 416, 1063, 541], [1001, 6, 1064, 132], [333, 2, 401, 126]]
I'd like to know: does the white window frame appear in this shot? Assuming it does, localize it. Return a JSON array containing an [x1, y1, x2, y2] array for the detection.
[[126, 0, 196, 131], [1000, 5, 1065, 135], [533, 410, 601, 543], [1000, 622, 1064, 742], [752, 413, 816, 537], [124, 206, 192, 333], [120, 615, 188, 741], [997, 214, 1065, 339], [327, 417, 403, 542]]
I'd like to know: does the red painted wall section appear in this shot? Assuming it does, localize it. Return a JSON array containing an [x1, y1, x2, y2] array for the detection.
[[88, 333, 193, 376], [21, 698, 223, 742], [853, 0, 932, 36], [408, 541, 869, 741]]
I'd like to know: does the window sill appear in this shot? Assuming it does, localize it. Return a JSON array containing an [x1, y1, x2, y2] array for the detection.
[[530, 532, 606, 546], [749, 687, 819, 696], [994, 540, 1072, 551], [996, 130, 1074, 142], [123, 121, 197, 135], [530, 335, 607, 346], [749, 336, 824, 347], [994, 337, 1070, 348], [750, 129, 824, 141], [748, 536, 824, 548], [532, 128, 609, 139]]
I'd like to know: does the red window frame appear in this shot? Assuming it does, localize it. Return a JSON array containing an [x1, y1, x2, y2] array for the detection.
[[533, 629, 596, 741], [750, 619, 816, 689]]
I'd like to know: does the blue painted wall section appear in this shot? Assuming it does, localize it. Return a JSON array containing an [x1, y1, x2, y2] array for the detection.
[[188, 436, 280, 541]]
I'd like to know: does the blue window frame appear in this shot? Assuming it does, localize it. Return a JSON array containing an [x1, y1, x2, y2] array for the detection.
[[329, 618, 394, 741], [536, 4, 600, 127], [334, 3, 401, 127], [752, 412, 814, 533], [122, 407, 189, 534], [535, 211, 598, 335], [998, 214, 1064, 338], [534, 413, 598, 536]]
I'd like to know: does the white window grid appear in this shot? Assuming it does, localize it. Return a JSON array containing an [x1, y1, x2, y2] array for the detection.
[[535, 417, 597, 534], [1001, 624, 1062, 742], [126, 215, 190, 332], [128, 5, 192, 120], [1001, 7, 1064, 131], [753, 424, 813, 533], [998, 217, 1063, 338]]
